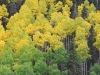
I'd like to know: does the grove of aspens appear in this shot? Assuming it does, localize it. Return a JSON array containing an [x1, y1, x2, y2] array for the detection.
[[0, 0, 100, 75]]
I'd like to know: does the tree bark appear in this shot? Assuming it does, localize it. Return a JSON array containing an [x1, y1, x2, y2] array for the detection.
[[98, 49, 100, 65]]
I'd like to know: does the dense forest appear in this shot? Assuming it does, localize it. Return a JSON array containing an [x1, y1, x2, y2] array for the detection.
[[0, 0, 100, 75]]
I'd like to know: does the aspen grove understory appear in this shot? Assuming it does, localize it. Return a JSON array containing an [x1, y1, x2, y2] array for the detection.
[[0, 0, 100, 75]]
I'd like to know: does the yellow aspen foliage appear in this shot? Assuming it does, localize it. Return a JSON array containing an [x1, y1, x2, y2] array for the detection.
[[95, 11, 100, 24], [78, 4, 84, 17], [3, 30, 11, 41], [3, 0, 96, 53], [7, 5, 33, 30], [42, 32, 52, 42], [0, 40, 5, 51], [94, 24, 100, 35], [19, 5, 33, 22], [13, 13, 19, 21], [25, 24, 34, 35], [6, 16, 15, 29], [75, 17, 91, 35], [32, 26, 63, 50], [94, 34, 100, 49], [46, 0, 54, 3], [88, 3, 96, 13], [75, 27, 86, 42], [75, 17, 91, 34], [81, 21, 91, 35], [0, 22, 5, 40], [94, 24, 100, 49], [33, 31, 44, 47], [5, 26, 33, 52], [15, 39, 29, 51], [30, 1, 39, 14], [55, 1, 63, 11], [76, 41, 90, 60], [84, 0, 89, 9], [25, 0, 39, 15], [49, 35, 63, 50], [53, 22, 66, 38], [65, 0, 73, 8], [61, 18, 75, 35], [33, 13, 49, 26], [75, 26, 90, 60], [42, 23, 53, 33], [50, 11, 75, 39], [87, 11, 100, 24], [1, 4, 9, 17], [39, 0, 47, 14], [46, 0, 56, 14], [25, 12, 64, 50], [62, 4, 71, 16], [14, 19, 26, 30], [87, 12, 96, 24], [50, 12, 65, 26], [7, 13, 22, 29], [62, 11, 70, 18], [0, 4, 8, 19], [0, 6, 3, 19], [30, 13, 52, 33], [26, 12, 52, 37], [47, 3, 57, 16]]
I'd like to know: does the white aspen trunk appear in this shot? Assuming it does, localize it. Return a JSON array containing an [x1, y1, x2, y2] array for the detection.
[[69, 35, 70, 48], [83, 62, 85, 75], [80, 61, 87, 75], [67, 36, 68, 49], [96, 0, 98, 9], [85, 61, 87, 75], [68, 35, 70, 49], [80, 63, 83, 75], [66, 36, 68, 49], [65, 37, 67, 49]]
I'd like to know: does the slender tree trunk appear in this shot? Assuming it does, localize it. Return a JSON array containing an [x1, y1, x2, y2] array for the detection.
[[66, 36, 69, 49], [98, 49, 100, 65], [80, 63, 83, 75], [80, 61, 87, 75], [86, 61, 87, 75], [63, 38, 67, 49]]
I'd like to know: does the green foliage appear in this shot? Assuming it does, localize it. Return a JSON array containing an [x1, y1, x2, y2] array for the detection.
[[53, 47, 69, 65], [90, 71, 97, 75], [30, 17, 35, 24], [0, 50, 14, 65], [0, 64, 14, 75], [48, 64, 61, 75], [33, 60, 48, 75], [61, 70, 69, 75], [67, 40, 82, 75], [14, 62, 36, 75], [14, 45, 44, 64], [90, 63, 100, 75]]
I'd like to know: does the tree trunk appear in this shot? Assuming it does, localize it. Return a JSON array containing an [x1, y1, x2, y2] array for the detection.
[[98, 49, 100, 65], [80, 61, 88, 75], [96, 0, 98, 9]]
